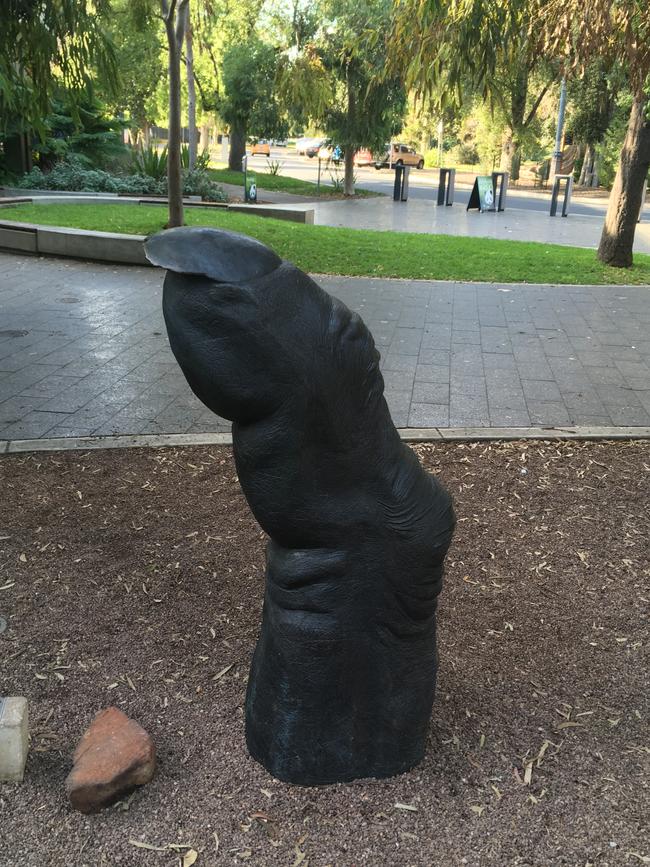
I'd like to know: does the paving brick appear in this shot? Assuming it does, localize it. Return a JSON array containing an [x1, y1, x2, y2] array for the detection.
[[408, 403, 449, 427], [2, 253, 650, 435], [521, 379, 562, 402]]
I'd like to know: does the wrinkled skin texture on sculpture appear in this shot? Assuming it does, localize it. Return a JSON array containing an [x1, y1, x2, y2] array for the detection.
[[145, 227, 456, 785]]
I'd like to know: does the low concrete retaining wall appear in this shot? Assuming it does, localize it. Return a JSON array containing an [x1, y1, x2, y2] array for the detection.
[[0, 220, 148, 265], [0, 194, 314, 265]]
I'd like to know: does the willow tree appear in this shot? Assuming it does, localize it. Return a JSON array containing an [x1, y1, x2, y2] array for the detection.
[[1, 0, 116, 171], [386, 0, 552, 180], [537, 0, 650, 267]]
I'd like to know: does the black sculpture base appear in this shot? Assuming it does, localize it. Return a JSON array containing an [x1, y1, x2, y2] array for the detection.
[[245, 541, 442, 784], [145, 226, 455, 786]]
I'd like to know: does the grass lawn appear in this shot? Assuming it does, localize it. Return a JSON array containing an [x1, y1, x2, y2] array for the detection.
[[2, 201, 650, 285], [207, 167, 379, 198]]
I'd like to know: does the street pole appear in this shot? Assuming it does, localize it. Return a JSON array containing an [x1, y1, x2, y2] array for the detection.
[[242, 154, 248, 202], [437, 118, 444, 167], [552, 77, 567, 177]]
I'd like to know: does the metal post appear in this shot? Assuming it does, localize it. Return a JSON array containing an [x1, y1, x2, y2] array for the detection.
[[317, 158, 321, 195], [492, 171, 509, 211], [241, 154, 248, 202], [437, 118, 444, 167], [401, 166, 410, 201], [393, 165, 403, 201], [550, 174, 572, 217], [552, 77, 567, 177], [437, 168, 456, 206]]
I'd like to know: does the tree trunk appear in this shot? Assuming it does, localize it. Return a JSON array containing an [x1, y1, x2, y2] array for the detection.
[[343, 148, 355, 196], [185, 13, 197, 170], [578, 144, 590, 186], [500, 131, 517, 176], [501, 68, 528, 182], [228, 124, 246, 171], [590, 152, 600, 188], [344, 68, 356, 197], [597, 95, 650, 267], [163, 0, 188, 228]]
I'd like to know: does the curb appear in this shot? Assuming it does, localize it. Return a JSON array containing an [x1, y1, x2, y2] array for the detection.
[[2, 426, 649, 455]]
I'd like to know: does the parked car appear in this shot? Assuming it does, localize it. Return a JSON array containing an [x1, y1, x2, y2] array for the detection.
[[375, 143, 425, 169], [250, 139, 271, 156], [305, 140, 325, 158], [354, 148, 376, 167], [296, 136, 322, 155]]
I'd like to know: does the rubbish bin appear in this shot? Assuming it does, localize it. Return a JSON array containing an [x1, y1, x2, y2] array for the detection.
[[393, 165, 410, 202]]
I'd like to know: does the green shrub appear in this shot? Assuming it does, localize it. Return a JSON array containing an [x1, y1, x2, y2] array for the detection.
[[16, 158, 122, 193], [181, 145, 211, 170], [424, 148, 441, 168], [15, 156, 226, 201], [132, 144, 168, 180], [181, 169, 227, 202]]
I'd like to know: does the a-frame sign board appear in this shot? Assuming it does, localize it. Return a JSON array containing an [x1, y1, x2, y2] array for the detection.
[[467, 175, 495, 212]]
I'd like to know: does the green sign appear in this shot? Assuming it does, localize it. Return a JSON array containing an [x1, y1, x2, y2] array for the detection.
[[467, 175, 495, 212], [245, 172, 257, 203]]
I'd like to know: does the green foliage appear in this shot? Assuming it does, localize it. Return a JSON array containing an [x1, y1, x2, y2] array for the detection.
[[15, 155, 227, 200], [219, 40, 288, 140], [16, 157, 160, 194], [98, 0, 164, 138], [132, 145, 169, 180], [181, 145, 211, 170], [4, 202, 650, 285], [599, 91, 634, 189], [266, 159, 283, 176], [318, 0, 406, 156], [568, 60, 622, 148], [180, 169, 228, 201], [0, 0, 117, 136], [423, 149, 441, 168], [32, 92, 127, 171]]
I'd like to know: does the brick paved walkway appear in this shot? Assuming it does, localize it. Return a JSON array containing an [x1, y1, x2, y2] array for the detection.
[[1, 251, 649, 440]]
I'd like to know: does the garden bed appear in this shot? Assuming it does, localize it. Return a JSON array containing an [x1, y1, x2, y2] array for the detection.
[[1, 440, 648, 866]]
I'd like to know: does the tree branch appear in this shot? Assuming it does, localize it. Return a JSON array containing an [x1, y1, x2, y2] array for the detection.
[[524, 83, 550, 127]]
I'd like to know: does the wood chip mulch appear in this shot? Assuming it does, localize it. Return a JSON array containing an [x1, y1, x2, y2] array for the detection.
[[1, 440, 648, 867]]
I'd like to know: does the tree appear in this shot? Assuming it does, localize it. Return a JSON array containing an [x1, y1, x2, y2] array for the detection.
[[386, 0, 553, 181], [160, 0, 190, 227], [1, 0, 116, 173], [100, 0, 164, 146], [537, 0, 650, 267], [569, 61, 621, 187], [185, 11, 198, 169], [318, 0, 406, 195], [218, 40, 286, 171]]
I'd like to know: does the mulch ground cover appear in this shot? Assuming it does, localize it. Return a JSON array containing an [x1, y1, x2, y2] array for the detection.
[[0, 440, 648, 867]]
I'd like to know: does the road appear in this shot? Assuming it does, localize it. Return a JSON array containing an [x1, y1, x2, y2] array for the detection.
[[249, 149, 645, 220]]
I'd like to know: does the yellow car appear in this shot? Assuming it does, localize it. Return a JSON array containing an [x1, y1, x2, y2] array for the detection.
[[376, 143, 425, 169], [250, 140, 271, 157]]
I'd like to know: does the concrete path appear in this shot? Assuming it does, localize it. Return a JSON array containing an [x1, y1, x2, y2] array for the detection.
[[1, 251, 649, 442], [307, 196, 650, 253]]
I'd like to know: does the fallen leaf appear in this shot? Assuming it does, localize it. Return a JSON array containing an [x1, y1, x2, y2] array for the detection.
[[129, 840, 168, 852], [394, 802, 418, 812], [212, 663, 234, 681], [19, 553, 27, 562], [470, 805, 485, 816], [182, 849, 199, 867]]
